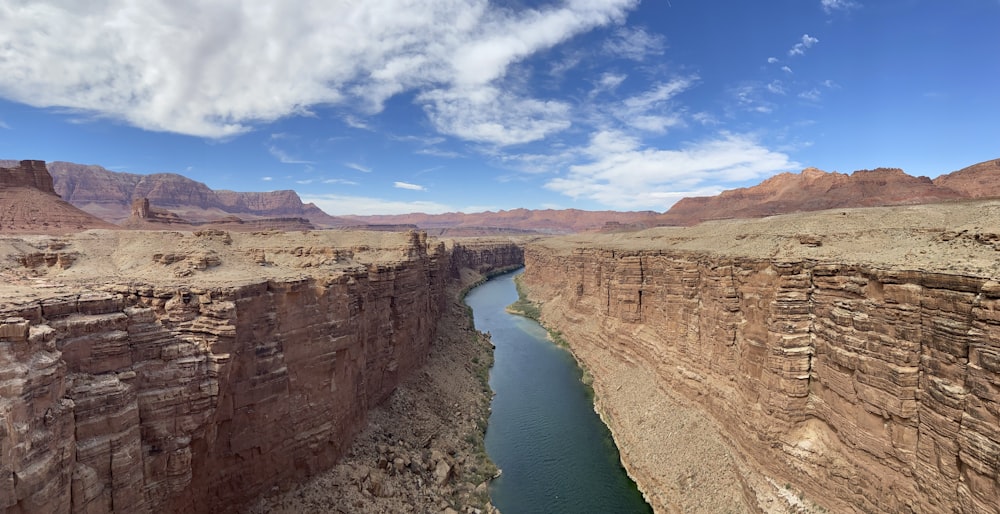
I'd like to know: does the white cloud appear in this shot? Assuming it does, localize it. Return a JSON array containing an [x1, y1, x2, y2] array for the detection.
[[821, 0, 859, 13], [323, 178, 359, 185], [300, 193, 453, 216], [394, 181, 427, 191], [781, 66, 794, 74], [767, 57, 779, 64], [615, 77, 696, 132], [603, 27, 667, 61], [296, 179, 313, 184], [590, 73, 628, 97], [766, 80, 786, 95], [545, 131, 798, 210], [789, 34, 819, 56], [268, 145, 313, 164], [0, 120, 10, 129], [261, 176, 273, 181], [798, 88, 822, 101], [419, 86, 572, 146], [416, 148, 461, 158], [0, 0, 638, 139], [343, 115, 372, 131], [345, 162, 372, 173]]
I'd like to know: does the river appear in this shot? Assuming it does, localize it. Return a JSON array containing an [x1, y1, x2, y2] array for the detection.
[[464, 270, 652, 514]]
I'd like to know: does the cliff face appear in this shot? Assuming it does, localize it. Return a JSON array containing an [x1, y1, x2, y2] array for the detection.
[[661, 167, 967, 226], [520, 210, 1000, 513], [0, 160, 117, 233], [43, 162, 347, 226], [0, 232, 523, 513]]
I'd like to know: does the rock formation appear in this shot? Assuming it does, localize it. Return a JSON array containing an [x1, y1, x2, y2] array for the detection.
[[659, 167, 967, 226], [933, 158, 1000, 198], [123, 197, 315, 232], [0, 160, 116, 233], [519, 201, 1000, 513], [39, 161, 348, 227], [0, 230, 524, 513]]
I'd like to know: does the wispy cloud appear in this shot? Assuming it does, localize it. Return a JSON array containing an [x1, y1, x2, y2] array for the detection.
[[344, 162, 372, 173], [0, 120, 10, 129], [781, 66, 793, 74], [343, 115, 372, 131], [268, 145, 313, 164], [603, 27, 666, 61], [766, 80, 786, 95], [0, 0, 638, 139], [394, 181, 427, 191], [821, 0, 860, 14], [323, 178, 359, 185], [788, 34, 819, 56], [416, 148, 461, 158], [767, 57, 779, 64], [261, 176, 273, 181], [419, 86, 572, 146], [615, 76, 697, 133], [798, 88, 822, 101]]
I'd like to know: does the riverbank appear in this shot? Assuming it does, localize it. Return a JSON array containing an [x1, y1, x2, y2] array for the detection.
[[249, 271, 504, 514]]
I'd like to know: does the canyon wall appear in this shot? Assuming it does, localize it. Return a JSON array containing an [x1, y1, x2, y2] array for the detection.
[[522, 245, 1000, 513], [0, 235, 522, 513]]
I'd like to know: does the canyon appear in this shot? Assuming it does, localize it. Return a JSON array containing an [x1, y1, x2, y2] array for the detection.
[[519, 200, 1000, 513], [0, 228, 523, 513], [3, 158, 1000, 513]]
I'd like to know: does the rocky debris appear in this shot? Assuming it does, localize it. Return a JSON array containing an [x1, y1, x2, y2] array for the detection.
[[247, 270, 509, 514], [521, 203, 1000, 513], [0, 231, 521, 513]]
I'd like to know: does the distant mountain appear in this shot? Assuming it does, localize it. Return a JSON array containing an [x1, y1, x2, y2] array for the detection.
[[0, 160, 117, 233], [655, 161, 1000, 226], [38, 161, 349, 226], [5, 157, 998, 233], [344, 208, 662, 234], [932, 159, 1000, 198]]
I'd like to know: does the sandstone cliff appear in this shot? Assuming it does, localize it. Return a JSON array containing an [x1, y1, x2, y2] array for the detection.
[[0, 230, 523, 513], [38, 161, 347, 227], [0, 161, 116, 234], [660, 167, 967, 226], [520, 201, 1000, 513], [934, 158, 1000, 198]]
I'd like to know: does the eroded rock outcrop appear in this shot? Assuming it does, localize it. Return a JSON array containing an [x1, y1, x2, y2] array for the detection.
[[0, 161, 116, 234], [0, 231, 523, 513], [520, 204, 1000, 513]]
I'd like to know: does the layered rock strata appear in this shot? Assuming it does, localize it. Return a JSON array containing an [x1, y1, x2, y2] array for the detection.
[[0, 230, 522, 513], [520, 202, 1000, 513]]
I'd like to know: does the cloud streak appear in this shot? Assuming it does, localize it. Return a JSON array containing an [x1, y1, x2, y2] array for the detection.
[[394, 181, 427, 191]]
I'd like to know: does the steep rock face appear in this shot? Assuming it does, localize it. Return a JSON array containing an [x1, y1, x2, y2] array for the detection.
[[934, 158, 1000, 198], [0, 161, 116, 233], [522, 246, 1000, 513], [43, 162, 346, 226], [0, 236, 523, 513], [662, 167, 966, 225]]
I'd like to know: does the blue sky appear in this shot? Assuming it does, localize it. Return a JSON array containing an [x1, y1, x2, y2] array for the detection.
[[1, 0, 997, 215]]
